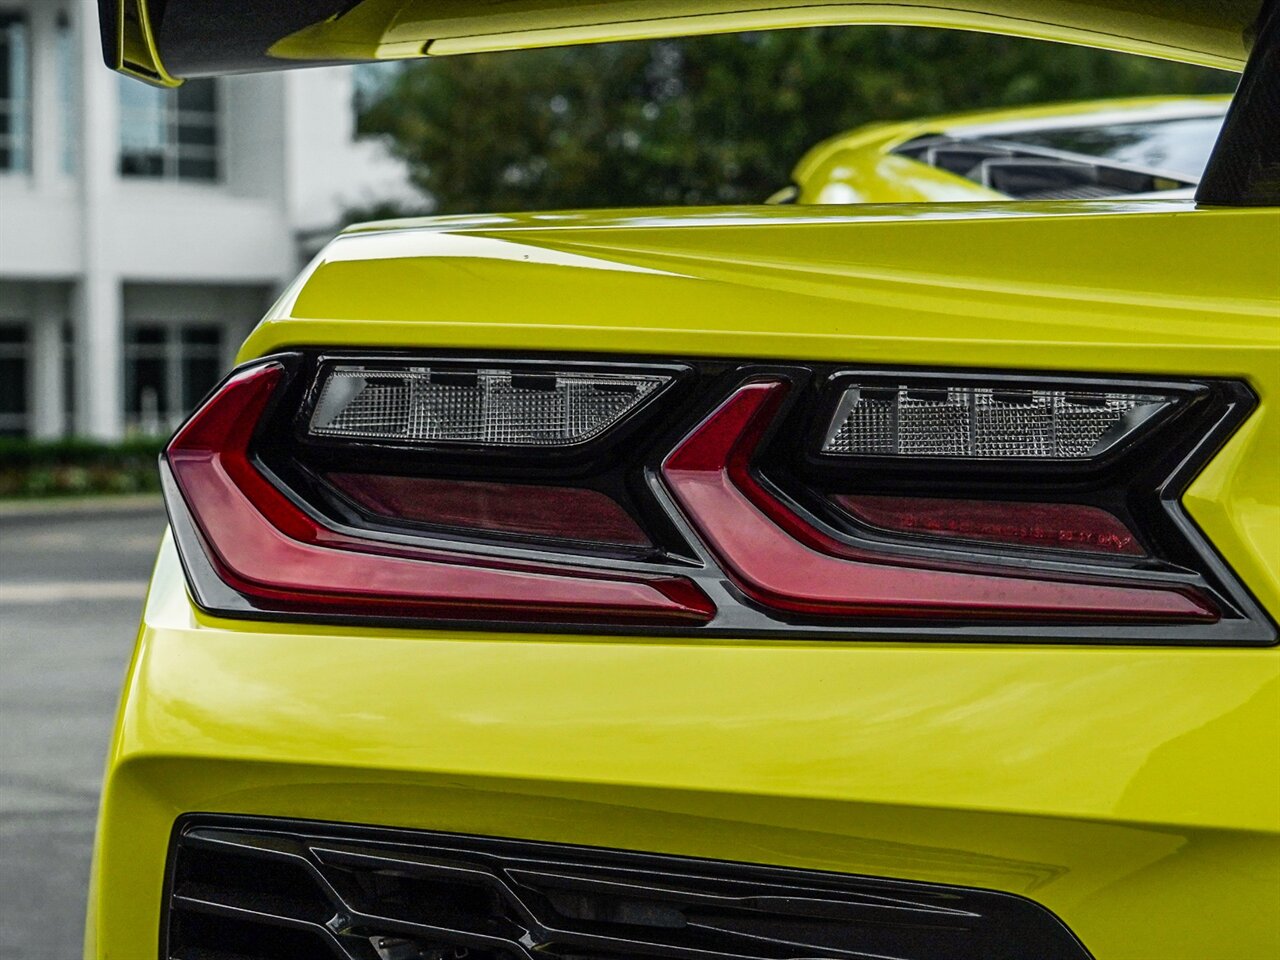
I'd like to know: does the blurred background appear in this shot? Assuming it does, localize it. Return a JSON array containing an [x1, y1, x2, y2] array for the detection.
[[0, 1, 1235, 462], [0, 3, 1237, 957]]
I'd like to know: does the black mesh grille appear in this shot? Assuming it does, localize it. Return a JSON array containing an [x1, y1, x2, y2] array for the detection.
[[163, 816, 1093, 960]]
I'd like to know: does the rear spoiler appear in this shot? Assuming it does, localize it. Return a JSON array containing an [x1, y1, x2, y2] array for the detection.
[[102, 0, 1277, 206], [101, 0, 1264, 87]]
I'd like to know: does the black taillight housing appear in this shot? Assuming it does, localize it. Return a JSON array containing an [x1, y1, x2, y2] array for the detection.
[[159, 350, 1274, 644]]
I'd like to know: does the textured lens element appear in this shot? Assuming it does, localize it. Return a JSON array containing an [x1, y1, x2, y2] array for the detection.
[[664, 380, 1218, 624], [310, 365, 669, 446], [822, 383, 1172, 459], [326, 473, 651, 546], [833, 495, 1145, 555], [166, 363, 713, 626]]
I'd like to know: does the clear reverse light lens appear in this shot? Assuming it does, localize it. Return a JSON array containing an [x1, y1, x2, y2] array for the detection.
[[822, 383, 1172, 459], [310, 365, 670, 446]]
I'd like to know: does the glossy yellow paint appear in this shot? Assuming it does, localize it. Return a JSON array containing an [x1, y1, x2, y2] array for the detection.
[[796, 151, 1008, 204], [789, 95, 1231, 204], [87, 532, 1280, 959], [86, 199, 1280, 958], [282, 0, 1259, 67], [120, 0, 1261, 86]]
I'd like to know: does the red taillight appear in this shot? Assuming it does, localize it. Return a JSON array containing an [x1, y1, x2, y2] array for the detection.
[[165, 362, 714, 625], [159, 352, 1265, 642], [833, 495, 1144, 556], [662, 381, 1217, 623], [326, 474, 650, 546]]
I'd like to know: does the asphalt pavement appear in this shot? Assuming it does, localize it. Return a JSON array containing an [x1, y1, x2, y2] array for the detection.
[[0, 499, 168, 960]]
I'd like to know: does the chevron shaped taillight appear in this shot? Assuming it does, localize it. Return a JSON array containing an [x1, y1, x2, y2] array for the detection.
[[159, 352, 1272, 643]]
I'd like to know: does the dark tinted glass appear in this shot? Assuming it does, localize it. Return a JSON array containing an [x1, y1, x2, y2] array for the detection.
[[126, 356, 168, 417], [129, 325, 166, 346], [177, 122, 217, 146], [177, 156, 217, 180], [0, 13, 23, 102], [1013, 115, 1225, 179], [181, 355, 222, 411], [180, 326, 221, 347], [0, 356, 25, 435], [1, 12, 29, 172], [0, 324, 28, 436], [177, 78, 217, 112], [120, 151, 164, 176]]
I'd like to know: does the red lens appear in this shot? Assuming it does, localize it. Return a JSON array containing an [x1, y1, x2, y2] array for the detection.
[[834, 495, 1144, 556], [327, 473, 650, 547], [165, 363, 714, 625], [662, 380, 1217, 623]]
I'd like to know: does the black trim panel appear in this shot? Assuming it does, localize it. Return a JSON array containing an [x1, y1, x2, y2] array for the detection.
[[162, 815, 1095, 960], [154, 0, 362, 76], [1197, 0, 1280, 205]]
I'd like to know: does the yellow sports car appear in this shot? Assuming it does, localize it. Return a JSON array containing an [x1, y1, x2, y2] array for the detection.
[[90, 2, 1278, 959], [777, 95, 1231, 204]]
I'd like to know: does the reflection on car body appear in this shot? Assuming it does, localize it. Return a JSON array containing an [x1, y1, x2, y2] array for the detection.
[[86, 2, 1279, 959]]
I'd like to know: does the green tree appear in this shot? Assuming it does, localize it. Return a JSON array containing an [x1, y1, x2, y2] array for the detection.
[[358, 27, 1235, 214]]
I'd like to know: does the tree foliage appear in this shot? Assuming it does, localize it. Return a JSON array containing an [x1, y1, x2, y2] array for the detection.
[[357, 27, 1235, 214]]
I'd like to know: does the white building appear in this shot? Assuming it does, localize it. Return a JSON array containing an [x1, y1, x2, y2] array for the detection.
[[0, 0, 418, 440]]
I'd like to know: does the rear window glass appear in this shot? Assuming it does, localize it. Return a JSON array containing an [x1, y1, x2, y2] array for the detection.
[[1010, 115, 1225, 178]]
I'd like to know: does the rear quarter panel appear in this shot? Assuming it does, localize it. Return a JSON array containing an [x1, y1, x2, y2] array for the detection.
[[87, 202, 1279, 958]]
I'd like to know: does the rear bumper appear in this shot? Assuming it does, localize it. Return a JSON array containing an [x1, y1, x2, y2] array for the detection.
[[87, 533, 1280, 959]]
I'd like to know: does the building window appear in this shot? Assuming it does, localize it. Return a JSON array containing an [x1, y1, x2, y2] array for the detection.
[[125, 324, 223, 434], [0, 11, 30, 172], [119, 77, 221, 181], [56, 10, 75, 174], [0, 324, 29, 437], [62, 322, 75, 424]]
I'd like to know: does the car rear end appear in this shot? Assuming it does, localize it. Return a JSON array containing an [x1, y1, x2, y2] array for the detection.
[[88, 2, 1280, 959], [85, 197, 1280, 959]]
